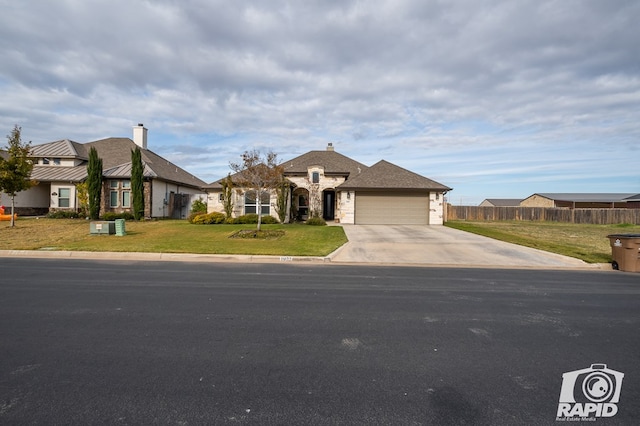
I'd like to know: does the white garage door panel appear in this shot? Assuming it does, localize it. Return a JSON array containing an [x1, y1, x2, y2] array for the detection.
[[355, 192, 429, 224]]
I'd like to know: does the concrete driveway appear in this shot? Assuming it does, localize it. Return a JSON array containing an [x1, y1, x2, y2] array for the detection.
[[330, 225, 594, 268]]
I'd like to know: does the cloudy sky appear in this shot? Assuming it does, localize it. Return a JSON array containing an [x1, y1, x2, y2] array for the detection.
[[1, 0, 638, 204]]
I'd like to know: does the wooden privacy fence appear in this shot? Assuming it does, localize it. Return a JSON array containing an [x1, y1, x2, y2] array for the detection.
[[447, 206, 640, 225]]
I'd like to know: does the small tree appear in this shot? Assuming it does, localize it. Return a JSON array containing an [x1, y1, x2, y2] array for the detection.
[[190, 196, 207, 214], [221, 173, 234, 218], [87, 147, 103, 220], [0, 126, 35, 227], [131, 147, 144, 220], [76, 181, 89, 217], [230, 149, 283, 231], [275, 175, 290, 223]]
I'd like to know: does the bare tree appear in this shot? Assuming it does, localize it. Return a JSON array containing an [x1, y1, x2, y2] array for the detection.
[[230, 149, 283, 231]]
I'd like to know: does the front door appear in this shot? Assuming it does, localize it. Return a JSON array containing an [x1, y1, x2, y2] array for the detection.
[[323, 190, 335, 221]]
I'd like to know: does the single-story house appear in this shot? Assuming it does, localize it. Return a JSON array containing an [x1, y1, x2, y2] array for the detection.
[[205, 143, 452, 225], [1, 124, 207, 218], [520, 193, 639, 209], [623, 194, 640, 209], [479, 199, 523, 207]]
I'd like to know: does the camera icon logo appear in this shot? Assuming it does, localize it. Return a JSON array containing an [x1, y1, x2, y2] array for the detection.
[[557, 364, 624, 419]]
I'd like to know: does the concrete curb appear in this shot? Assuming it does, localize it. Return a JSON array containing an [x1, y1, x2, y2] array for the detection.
[[0, 249, 614, 271], [0, 249, 331, 264]]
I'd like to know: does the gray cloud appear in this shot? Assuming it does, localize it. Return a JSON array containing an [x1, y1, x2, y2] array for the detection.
[[1, 0, 638, 200]]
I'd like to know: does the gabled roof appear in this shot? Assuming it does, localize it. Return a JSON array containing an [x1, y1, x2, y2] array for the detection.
[[623, 193, 640, 202], [0, 149, 8, 160], [30, 139, 87, 159], [281, 150, 368, 177], [338, 160, 452, 191], [480, 198, 523, 206], [87, 138, 205, 187], [27, 137, 206, 188], [531, 193, 637, 203]]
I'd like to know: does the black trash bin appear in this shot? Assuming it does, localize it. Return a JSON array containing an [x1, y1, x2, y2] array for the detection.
[[606, 234, 640, 272]]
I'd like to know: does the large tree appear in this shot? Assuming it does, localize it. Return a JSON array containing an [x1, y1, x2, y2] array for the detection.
[[230, 149, 283, 231], [131, 147, 144, 220], [0, 125, 35, 227], [86, 147, 103, 220]]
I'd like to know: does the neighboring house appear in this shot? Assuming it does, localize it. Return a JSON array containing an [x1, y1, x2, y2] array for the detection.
[[479, 199, 523, 207], [623, 194, 640, 209], [205, 143, 452, 225], [3, 124, 207, 218], [520, 193, 638, 209]]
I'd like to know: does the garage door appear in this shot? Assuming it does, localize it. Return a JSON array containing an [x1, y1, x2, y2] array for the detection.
[[355, 192, 430, 225]]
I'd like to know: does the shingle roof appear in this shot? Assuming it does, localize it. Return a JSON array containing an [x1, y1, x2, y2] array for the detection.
[[281, 150, 369, 177], [0, 149, 8, 160], [534, 193, 637, 203], [87, 138, 206, 187], [338, 160, 452, 191], [27, 137, 206, 188]]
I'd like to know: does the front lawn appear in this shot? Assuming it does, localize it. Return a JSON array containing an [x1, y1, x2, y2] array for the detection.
[[0, 219, 348, 256]]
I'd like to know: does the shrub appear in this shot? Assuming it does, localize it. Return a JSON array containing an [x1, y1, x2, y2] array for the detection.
[[191, 212, 226, 224], [46, 210, 81, 219], [261, 215, 279, 224], [234, 213, 259, 224], [101, 212, 135, 221], [232, 214, 279, 224], [306, 217, 327, 226]]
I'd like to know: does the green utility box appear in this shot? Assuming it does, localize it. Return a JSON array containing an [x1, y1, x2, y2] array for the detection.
[[115, 219, 126, 236], [90, 221, 116, 235]]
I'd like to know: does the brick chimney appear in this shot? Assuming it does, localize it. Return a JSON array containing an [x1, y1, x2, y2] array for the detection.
[[327, 142, 334, 151], [133, 123, 148, 149]]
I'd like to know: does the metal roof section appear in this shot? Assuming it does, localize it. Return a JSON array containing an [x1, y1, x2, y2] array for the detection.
[[30, 165, 87, 182], [30, 139, 87, 159], [533, 193, 637, 203], [338, 160, 452, 191], [103, 162, 158, 179]]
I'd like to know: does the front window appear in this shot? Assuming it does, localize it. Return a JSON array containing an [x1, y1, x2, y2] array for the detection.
[[244, 190, 270, 215], [312, 172, 320, 183], [122, 191, 131, 208], [58, 188, 70, 208], [109, 180, 131, 208]]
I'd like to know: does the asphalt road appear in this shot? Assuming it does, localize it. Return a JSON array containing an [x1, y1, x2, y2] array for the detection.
[[1, 258, 639, 425]]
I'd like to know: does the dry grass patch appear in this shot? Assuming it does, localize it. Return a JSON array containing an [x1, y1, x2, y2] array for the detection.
[[446, 220, 640, 263]]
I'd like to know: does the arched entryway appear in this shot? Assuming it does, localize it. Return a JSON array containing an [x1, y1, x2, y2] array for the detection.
[[292, 187, 310, 221], [322, 189, 335, 221]]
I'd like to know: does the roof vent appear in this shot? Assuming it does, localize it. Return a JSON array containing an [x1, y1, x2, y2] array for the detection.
[[327, 143, 334, 151]]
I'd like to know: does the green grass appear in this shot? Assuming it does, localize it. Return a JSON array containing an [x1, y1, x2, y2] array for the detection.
[[0, 219, 348, 256], [446, 220, 640, 263]]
